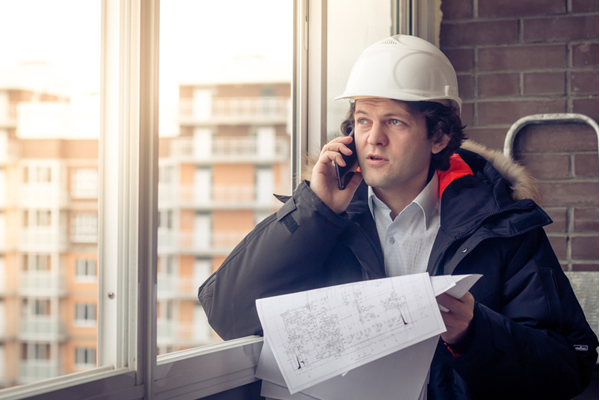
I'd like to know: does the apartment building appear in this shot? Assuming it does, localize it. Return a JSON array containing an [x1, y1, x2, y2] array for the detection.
[[0, 71, 291, 385], [0, 86, 99, 387], [157, 75, 291, 351]]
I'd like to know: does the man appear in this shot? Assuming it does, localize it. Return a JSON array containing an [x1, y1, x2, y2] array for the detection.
[[198, 35, 598, 399]]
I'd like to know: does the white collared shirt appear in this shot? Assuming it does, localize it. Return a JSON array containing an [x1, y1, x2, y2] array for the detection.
[[368, 173, 441, 278], [368, 174, 441, 400]]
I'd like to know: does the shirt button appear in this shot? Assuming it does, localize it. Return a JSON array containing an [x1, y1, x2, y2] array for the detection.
[[389, 237, 396, 244]]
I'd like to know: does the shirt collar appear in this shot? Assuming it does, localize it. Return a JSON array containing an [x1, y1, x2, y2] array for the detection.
[[368, 173, 439, 228]]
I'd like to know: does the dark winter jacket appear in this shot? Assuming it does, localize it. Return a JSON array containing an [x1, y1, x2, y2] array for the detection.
[[198, 141, 598, 399]]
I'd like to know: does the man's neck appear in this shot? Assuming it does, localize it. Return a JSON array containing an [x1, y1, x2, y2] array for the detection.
[[373, 176, 429, 220]]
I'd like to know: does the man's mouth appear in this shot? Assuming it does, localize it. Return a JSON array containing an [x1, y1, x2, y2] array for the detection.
[[367, 153, 387, 161]]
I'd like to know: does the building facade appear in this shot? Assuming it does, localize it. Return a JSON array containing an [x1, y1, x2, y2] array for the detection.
[[0, 76, 291, 386]]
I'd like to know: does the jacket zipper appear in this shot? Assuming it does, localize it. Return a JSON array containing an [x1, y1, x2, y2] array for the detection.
[[431, 204, 536, 276]]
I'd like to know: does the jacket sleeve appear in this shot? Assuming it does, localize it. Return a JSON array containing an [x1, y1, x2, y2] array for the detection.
[[437, 228, 598, 399], [197, 181, 353, 340]]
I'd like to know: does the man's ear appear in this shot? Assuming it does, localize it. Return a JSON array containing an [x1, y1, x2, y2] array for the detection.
[[432, 134, 451, 155]]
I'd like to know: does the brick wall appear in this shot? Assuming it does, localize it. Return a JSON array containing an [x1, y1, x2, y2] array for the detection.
[[439, 0, 599, 272]]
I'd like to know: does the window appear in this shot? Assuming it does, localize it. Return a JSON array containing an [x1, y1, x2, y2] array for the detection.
[[74, 303, 96, 326], [0, 1, 412, 398], [71, 169, 98, 199], [75, 258, 97, 281], [71, 213, 98, 243], [75, 347, 96, 368]]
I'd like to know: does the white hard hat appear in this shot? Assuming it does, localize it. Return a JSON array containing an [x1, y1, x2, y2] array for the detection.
[[336, 34, 462, 112]]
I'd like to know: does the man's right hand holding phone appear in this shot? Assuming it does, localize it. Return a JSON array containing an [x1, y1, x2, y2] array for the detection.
[[310, 135, 362, 214]]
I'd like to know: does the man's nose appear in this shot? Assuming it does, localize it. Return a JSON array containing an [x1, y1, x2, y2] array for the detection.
[[367, 122, 387, 146]]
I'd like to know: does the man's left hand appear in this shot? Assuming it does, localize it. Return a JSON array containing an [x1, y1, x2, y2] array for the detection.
[[436, 291, 474, 344]]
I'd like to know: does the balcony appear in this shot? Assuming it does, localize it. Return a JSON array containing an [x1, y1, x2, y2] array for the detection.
[[0, 103, 17, 128], [158, 184, 284, 209], [19, 317, 66, 341], [179, 97, 289, 125], [19, 360, 61, 384], [157, 230, 249, 255], [0, 138, 19, 165], [170, 136, 289, 163], [157, 320, 212, 346], [20, 228, 68, 252], [19, 184, 68, 207], [157, 274, 198, 299], [19, 271, 66, 297]]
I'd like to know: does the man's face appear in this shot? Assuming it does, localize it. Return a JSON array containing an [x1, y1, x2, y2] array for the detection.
[[354, 98, 446, 195]]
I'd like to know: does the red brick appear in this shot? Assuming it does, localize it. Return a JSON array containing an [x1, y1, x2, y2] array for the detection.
[[441, 0, 473, 19], [463, 128, 508, 150], [571, 263, 599, 271], [479, 45, 567, 71], [524, 15, 599, 43], [544, 207, 568, 233], [572, 98, 599, 121], [572, 236, 599, 260], [478, 73, 520, 97], [478, 100, 565, 125], [548, 235, 567, 259], [572, 0, 599, 12], [572, 42, 599, 68], [523, 72, 566, 95], [442, 48, 474, 73], [538, 181, 599, 207], [574, 207, 599, 232], [571, 71, 600, 95], [515, 153, 570, 179], [479, 0, 565, 18], [460, 102, 474, 127], [457, 75, 474, 99], [440, 20, 519, 47], [574, 153, 599, 178], [514, 123, 598, 152]]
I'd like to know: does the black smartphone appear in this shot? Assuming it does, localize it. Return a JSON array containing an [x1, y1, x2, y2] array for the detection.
[[334, 131, 357, 190]]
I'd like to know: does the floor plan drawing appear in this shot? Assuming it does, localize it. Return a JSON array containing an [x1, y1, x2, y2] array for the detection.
[[256, 273, 447, 393]]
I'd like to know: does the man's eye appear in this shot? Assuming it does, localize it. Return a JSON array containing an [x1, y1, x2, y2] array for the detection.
[[357, 118, 369, 124], [390, 119, 403, 126]]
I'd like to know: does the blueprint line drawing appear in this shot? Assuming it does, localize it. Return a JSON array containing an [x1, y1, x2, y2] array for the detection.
[[256, 272, 447, 393]]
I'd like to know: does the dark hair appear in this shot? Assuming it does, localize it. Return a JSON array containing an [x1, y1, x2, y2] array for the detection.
[[339, 100, 466, 171]]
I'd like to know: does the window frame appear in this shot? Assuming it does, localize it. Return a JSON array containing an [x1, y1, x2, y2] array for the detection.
[[0, 1, 430, 398]]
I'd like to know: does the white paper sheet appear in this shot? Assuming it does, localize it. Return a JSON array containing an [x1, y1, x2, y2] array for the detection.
[[255, 274, 482, 398], [255, 273, 447, 394], [257, 336, 438, 400]]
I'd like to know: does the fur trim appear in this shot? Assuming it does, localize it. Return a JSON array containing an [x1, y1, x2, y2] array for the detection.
[[461, 140, 542, 204], [298, 139, 542, 205]]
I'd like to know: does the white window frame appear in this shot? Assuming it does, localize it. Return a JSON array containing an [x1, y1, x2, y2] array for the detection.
[[0, 1, 429, 399]]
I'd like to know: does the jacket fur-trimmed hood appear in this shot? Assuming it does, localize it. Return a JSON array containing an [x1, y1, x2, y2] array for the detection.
[[460, 140, 542, 204], [299, 139, 543, 205]]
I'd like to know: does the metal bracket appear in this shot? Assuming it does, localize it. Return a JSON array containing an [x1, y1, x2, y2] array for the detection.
[[503, 113, 600, 159]]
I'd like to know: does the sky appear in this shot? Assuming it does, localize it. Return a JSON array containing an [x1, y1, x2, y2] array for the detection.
[[0, 0, 293, 137]]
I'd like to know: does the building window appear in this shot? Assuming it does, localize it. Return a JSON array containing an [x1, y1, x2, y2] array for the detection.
[[75, 347, 96, 368], [71, 169, 98, 199], [74, 303, 96, 326], [23, 165, 52, 184], [22, 254, 52, 272], [75, 258, 96, 281], [22, 343, 51, 361], [21, 299, 51, 317], [71, 213, 98, 243]]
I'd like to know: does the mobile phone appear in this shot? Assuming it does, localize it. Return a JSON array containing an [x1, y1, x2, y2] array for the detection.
[[334, 131, 357, 190]]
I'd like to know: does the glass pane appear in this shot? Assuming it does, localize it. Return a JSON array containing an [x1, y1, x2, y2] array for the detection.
[[158, 0, 292, 354], [327, 0, 393, 140], [0, 0, 100, 389]]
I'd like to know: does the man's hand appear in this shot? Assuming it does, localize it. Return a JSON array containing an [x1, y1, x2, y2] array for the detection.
[[310, 135, 363, 214], [436, 291, 475, 344]]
